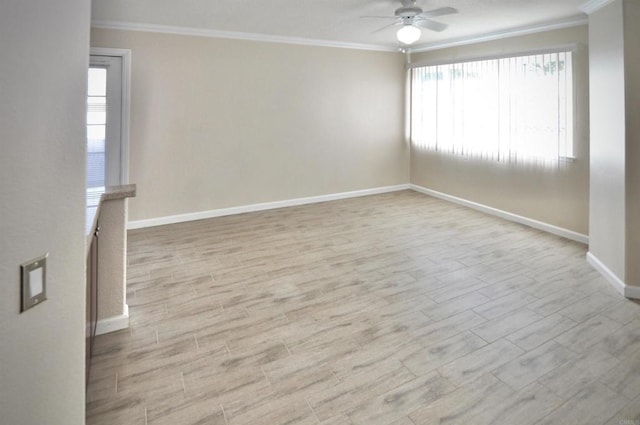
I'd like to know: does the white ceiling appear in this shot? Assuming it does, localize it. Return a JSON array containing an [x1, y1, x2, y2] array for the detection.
[[91, 0, 588, 51]]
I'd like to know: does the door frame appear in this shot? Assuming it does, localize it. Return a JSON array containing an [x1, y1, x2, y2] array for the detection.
[[90, 47, 132, 185]]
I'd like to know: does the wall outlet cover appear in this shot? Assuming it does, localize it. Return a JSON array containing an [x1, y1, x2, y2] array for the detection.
[[21, 253, 48, 312]]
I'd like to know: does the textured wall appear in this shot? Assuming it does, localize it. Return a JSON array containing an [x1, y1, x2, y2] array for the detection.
[[97, 199, 128, 320], [588, 1, 627, 280], [91, 28, 409, 223], [624, 0, 640, 288], [0, 0, 89, 423]]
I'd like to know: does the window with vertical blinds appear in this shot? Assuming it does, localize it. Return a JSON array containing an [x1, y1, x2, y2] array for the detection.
[[410, 50, 573, 165]]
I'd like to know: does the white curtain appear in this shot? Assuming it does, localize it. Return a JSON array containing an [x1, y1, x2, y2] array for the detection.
[[411, 51, 573, 165]]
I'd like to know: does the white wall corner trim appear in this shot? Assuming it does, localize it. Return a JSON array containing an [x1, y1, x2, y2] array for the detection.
[[586, 252, 626, 295], [579, 0, 618, 15], [409, 15, 588, 53], [95, 304, 129, 336], [91, 20, 398, 52], [128, 185, 411, 230], [586, 252, 640, 299], [409, 184, 589, 244], [625, 284, 640, 300]]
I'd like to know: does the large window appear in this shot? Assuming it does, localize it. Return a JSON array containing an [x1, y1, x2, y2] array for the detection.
[[410, 50, 573, 164]]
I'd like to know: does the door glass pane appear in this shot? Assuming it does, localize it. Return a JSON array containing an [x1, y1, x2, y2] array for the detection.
[[88, 68, 107, 96], [87, 96, 106, 125], [87, 67, 107, 196]]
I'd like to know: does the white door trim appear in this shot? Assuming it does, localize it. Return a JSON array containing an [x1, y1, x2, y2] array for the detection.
[[90, 47, 132, 185]]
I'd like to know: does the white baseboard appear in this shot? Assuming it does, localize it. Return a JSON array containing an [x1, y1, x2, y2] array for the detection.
[[127, 184, 411, 230], [409, 184, 589, 245], [95, 304, 129, 336], [586, 252, 640, 299], [586, 252, 626, 296], [124, 183, 640, 300], [128, 183, 589, 246], [627, 284, 640, 299]]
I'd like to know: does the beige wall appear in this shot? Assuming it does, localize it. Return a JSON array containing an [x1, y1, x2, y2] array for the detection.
[[0, 0, 89, 424], [410, 26, 590, 235], [588, 1, 627, 280], [624, 0, 640, 287], [97, 199, 128, 320], [91, 28, 409, 223]]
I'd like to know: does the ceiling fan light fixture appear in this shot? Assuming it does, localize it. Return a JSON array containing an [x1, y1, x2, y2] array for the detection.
[[397, 25, 421, 45]]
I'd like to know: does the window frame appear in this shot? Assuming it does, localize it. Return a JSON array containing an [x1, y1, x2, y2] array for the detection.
[[407, 44, 577, 164]]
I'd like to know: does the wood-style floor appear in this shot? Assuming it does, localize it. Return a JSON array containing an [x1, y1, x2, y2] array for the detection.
[[86, 190, 640, 425]]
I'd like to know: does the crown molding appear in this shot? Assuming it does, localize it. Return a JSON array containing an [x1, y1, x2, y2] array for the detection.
[[409, 15, 588, 53], [91, 20, 399, 52], [579, 0, 618, 15], [92, 14, 589, 55]]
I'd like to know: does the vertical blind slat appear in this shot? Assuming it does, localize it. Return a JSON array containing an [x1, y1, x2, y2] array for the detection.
[[411, 51, 573, 165]]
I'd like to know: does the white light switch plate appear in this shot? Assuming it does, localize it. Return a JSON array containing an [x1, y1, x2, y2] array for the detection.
[[21, 254, 48, 312]]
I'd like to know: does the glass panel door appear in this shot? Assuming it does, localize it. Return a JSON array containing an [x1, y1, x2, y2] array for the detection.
[[87, 55, 123, 206]]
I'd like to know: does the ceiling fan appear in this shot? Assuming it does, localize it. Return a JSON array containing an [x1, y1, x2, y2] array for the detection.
[[363, 0, 458, 45]]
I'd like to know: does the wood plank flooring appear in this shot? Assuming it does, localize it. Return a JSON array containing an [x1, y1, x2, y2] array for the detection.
[[86, 190, 640, 425]]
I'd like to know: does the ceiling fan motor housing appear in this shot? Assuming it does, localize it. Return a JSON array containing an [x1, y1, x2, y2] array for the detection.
[[394, 6, 422, 18]]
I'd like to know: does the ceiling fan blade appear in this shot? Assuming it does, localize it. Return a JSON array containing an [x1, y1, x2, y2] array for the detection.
[[371, 21, 402, 34], [415, 19, 448, 32], [420, 7, 458, 18], [360, 15, 399, 19]]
